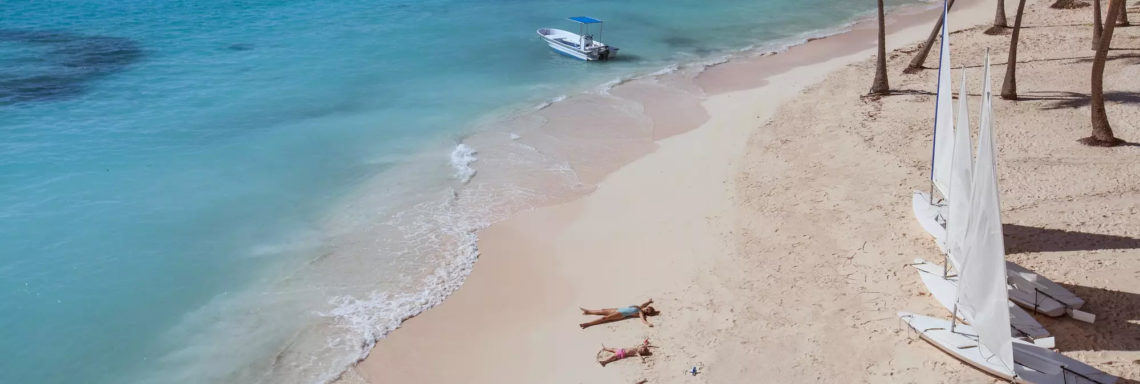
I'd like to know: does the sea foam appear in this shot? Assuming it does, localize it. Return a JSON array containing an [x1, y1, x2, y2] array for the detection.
[[449, 144, 478, 184]]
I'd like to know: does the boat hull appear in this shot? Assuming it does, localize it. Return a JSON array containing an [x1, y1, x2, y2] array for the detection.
[[1007, 262, 1083, 317], [543, 39, 591, 60], [899, 312, 1117, 384], [912, 191, 948, 252], [899, 312, 1016, 380], [912, 259, 1052, 341], [911, 191, 1080, 319], [536, 28, 615, 61]]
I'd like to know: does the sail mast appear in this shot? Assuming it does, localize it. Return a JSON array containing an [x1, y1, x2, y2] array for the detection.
[[944, 66, 973, 276], [929, 0, 956, 201]]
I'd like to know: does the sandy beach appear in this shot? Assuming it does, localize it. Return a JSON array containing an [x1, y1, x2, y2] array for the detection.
[[340, 0, 1139, 382]]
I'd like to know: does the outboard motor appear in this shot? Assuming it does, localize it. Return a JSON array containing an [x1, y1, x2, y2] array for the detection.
[[598, 45, 617, 60]]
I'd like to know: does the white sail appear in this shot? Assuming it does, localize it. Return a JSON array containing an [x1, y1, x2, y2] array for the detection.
[[955, 51, 1015, 375], [945, 66, 973, 271], [978, 50, 993, 165], [930, 1, 955, 199]]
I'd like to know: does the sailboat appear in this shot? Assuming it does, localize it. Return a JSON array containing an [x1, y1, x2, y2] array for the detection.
[[910, 0, 956, 253], [908, 4, 1091, 323], [913, 52, 1051, 344], [899, 49, 1117, 384]]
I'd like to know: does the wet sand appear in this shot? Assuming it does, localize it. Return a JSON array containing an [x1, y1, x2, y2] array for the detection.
[[339, 0, 1139, 382]]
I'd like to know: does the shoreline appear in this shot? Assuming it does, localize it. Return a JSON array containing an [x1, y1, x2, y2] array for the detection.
[[337, 0, 1006, 382], [313, 4, 971, 383], [195, 2, 975, 382]]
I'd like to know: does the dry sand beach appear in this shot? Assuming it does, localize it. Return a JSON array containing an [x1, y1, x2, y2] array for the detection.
[[339, 0, 1139, 382]]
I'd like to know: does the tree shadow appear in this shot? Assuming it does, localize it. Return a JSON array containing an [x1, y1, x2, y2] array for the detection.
[[881, 89, 936, 97], [1018, 23, 1094, 29], [1004, 224, 1140, 253], [1073, 53, 1140, 64], [1014, 91, 1140, 110], [907, 55, 1079, 72], [945, 53, 1140, 71], [1042, 283, 1140, 355], [956, 56, 1085, 70]]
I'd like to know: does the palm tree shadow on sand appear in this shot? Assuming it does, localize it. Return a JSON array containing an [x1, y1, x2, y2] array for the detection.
[[1024, 284, 1140, 383], [1013, 90, 1140, 110], [1004, 224, 1140, 253]]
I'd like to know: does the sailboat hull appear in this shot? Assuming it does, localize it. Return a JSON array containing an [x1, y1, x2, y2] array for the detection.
[[910, 257, 1073, 318], [912, 191, 948, 252], [899, 312, 1016, 380], [1007, 262, 1083, 317], [912, 259, 1051, 340], [899, 313, 1117, 384]]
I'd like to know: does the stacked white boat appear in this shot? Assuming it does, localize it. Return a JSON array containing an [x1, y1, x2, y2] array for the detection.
[[899, 2, 1115, 383]]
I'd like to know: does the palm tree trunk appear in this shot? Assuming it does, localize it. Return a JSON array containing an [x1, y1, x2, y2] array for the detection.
[[1118, 3, 1130, 25], [996, 0, 1009, 26], [1093, 0, 1103, 50], [905, 0, 956, 73], [870, 0, 890, 95], [987, 0, 1010, 34], [1082, 0, 1125, 146], [1001, 0, 1028, 99]]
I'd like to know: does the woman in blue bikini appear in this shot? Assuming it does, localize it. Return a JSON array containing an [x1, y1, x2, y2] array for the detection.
[[579, 299, 657, 329]]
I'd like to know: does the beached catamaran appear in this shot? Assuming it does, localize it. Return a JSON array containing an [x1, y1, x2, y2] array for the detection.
[[899, 52, 1116, 382], [537, 17, 618, 61], [909, 3, 1091, 324]]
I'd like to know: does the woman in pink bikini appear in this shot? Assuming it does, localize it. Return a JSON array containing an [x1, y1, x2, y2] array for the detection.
[[597, 339, 654, 367], [579, 299, 658, 329]]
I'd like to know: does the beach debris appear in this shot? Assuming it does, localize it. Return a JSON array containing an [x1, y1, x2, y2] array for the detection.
[[685, 363, 703, 376]]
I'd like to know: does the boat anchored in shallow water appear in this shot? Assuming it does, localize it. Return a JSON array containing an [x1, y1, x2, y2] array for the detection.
[[537, 16, 618, 61]]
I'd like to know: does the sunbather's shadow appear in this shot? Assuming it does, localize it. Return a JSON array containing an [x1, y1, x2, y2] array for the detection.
[[1039, 283, 1140, 354], [1004, 224, 1140, 253]]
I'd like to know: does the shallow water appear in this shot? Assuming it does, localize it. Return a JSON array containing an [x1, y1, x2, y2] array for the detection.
[[0, 0, 923, 382]]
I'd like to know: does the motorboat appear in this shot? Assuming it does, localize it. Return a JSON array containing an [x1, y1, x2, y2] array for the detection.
[[537, 16, 618, 61]]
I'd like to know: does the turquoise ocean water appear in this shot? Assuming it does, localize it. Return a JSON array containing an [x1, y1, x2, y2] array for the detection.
[[1, 0, 921, 382]]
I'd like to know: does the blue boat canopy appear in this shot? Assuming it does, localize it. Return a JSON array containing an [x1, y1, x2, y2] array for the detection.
[[568, 16, 602, 24]]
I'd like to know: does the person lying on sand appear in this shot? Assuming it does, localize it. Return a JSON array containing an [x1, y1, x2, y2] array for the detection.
[[579, 299, 657, 329], [597, 339, 654, 367]]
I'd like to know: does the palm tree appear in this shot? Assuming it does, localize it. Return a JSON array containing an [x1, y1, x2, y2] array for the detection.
[[1001, 0, 1028, 99], [1118, 3, 1130, 25], [1093, 0, 1103, 49], [986, 0, 1009, 34], [1082, 0, 1126, 146], [870, 0, 890, 94], [905, 0, 956, 73]]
